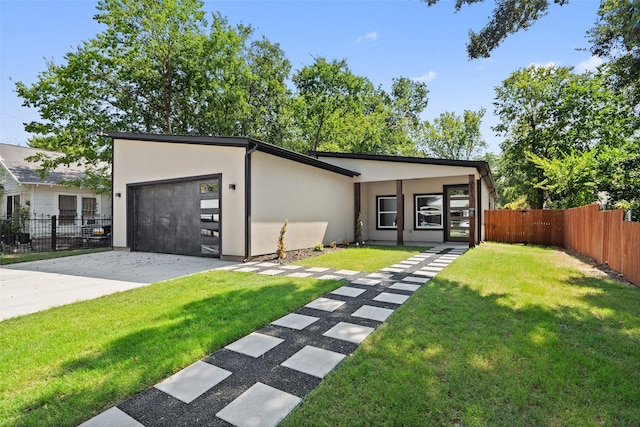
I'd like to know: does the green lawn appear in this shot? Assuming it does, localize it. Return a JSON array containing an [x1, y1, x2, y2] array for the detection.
[[0, 271, 344, 427], [293, 245, 426, 272], [0, 248, 111, 265], [283, 242, 640, 426]]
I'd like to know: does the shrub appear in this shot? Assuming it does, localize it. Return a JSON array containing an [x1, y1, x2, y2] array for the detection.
[[342, 239, 349, 247], [313, 242, 323, 251], [276, 219, 287, 259], [329, 241, 337, 249]]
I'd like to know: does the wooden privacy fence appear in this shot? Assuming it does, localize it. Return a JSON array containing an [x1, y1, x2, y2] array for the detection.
[[485, 204, 640, 287]]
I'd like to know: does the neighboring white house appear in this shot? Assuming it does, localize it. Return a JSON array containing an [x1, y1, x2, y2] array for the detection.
[[110, 133, 498, 260], [0, 143, 111, 222]]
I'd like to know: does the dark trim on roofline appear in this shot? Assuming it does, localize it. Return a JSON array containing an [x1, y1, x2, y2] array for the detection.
[[310, 150, 497, 197], [107, 132, 360, 177]]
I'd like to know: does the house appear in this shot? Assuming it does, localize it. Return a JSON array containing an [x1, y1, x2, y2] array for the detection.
[[0, 143, 111, 221], [110, 133, 497, 260]]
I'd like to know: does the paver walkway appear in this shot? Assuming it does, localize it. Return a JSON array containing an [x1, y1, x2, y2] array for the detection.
[[80, 246, 466, 427]]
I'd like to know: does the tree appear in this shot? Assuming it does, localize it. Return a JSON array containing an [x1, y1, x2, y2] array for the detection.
[[494, 64, 636, 208], [589, 0, 640, 106], [16, 0, 290, 191], [422, 0, 568, 59], [417, 109, 487, 160], [528, 150, 600, 209]]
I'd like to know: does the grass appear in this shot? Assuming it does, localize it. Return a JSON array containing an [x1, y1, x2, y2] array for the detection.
[[0, 271, 344, 427], [0, 248, 111, 265], [293, 245, 426, 272], [283, 242, 640, 426]]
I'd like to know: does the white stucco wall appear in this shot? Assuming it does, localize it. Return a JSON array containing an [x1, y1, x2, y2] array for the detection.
[[112, 139, 246, 257], [250, 151, 354, 256]]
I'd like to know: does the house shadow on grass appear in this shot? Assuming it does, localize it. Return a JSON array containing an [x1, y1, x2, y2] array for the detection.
[[16, 277, 342, 427]]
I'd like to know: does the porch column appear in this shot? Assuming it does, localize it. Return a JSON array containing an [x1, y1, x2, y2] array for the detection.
[[354, 183, 361, 243], [396, 180, 404, 246], [468, 174, 476, 248]]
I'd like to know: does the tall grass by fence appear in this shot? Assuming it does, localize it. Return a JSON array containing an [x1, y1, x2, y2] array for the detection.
[[485, 204, 640, 287], [0, 215, 111, 254]]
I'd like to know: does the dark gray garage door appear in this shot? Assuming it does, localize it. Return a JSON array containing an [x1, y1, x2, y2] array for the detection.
[[129, 175, 221, 257]]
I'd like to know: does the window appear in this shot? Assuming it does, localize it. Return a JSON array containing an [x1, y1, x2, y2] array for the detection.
[[59, 195, 77, 225], [6, 195, 20, 218], [82, 197, 97, 218], [415, 194, 443, 229], [377, 196, 397, 229]]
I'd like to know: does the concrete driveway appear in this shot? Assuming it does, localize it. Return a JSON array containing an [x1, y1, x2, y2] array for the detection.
[[0, 251, 237, 321]]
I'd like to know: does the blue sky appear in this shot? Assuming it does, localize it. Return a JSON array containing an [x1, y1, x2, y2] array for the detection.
[[0, 0, 602, 153]]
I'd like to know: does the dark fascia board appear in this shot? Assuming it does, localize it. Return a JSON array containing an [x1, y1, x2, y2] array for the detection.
[[310, 150, 497, 197], [107, 132, 360, 177]]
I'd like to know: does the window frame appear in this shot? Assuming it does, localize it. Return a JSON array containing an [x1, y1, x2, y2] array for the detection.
[[376, 195, 398, 230], [414, 193, 444, 230]]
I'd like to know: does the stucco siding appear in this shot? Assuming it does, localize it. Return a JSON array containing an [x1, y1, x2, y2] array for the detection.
[[112, 139, 246, 256], [250, 151, 353, 256]]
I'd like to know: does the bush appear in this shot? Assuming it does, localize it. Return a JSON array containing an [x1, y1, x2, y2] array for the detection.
[[276, 219, 287, 259], [313, 243, 323, 251], [329, 241, 337, 248]]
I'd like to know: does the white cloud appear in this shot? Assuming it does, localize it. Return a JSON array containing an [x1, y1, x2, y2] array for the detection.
[[355, 31, 378, 44], [575, 55, 604, 73], [411, 71, 437, 82]]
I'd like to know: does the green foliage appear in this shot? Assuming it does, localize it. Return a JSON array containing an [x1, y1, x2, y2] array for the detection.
[[418, 109, 487, 160], [528, 150, 600, 209], [313, 242, 324, 251], [329, 241, 337, 249], [276, 219, 287, 259], [494, 64, 636, 208], [502, 195, 530, 210], [16, 0, 290, 191]]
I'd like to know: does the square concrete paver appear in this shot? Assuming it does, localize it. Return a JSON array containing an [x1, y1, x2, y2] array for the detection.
[[334, 269, 359, 276], [280, 265, 303, 270], [389, 282, 421, 292], [282, 345, 346, 378], [352, 305, 394, 322], [331, 286, 366, 297], [305, 297, 346, 312], [225, 333, 284, 358], [306, 267, 330, 272], [154, 361, 231, 403], [257, 262, 280, 267], [422, 266, 443, 272], [216, 382, 301, 427], [323, 322, 375, 344], [373, 292, 409, 305], [287, 272, 314, 278], [79, 407, 144, 427], [271, 313, 319, 330], [380, 267, 404, 273], [258, 269, 284, 276], [350, 278, 380, 286], [404, 276, 431, 283], [216, 265, 241, 271], [413, 270, 436, 277], [390, 264, 410, 269], [367, 272, 394, 279]]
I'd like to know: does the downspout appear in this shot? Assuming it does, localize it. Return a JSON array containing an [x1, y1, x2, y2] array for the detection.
[[244, 142, 259, 261]]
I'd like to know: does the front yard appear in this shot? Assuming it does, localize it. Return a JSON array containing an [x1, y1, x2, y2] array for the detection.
[[284, 243, 640, 426], [1, 243, 637, 426]]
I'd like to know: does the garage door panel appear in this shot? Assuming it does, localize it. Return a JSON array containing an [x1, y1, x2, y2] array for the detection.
[[132, 177, 220, 257]]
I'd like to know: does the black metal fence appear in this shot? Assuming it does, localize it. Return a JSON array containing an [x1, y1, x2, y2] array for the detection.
[[0, 215, 111, 254]]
